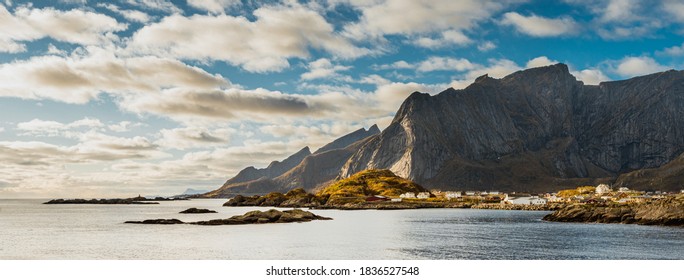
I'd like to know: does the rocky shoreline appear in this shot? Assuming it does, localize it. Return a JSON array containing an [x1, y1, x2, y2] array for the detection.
[[543, 196, 684, 226], [224, 194, 566, 211], [471, 203, 563, 211], [125, 209, 331, 225]]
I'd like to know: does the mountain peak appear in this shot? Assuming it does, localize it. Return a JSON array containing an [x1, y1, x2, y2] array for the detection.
[[368, 124, 380, 134]]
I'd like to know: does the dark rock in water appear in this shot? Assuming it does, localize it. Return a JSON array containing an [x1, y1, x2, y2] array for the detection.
[[125, 219, 185, 224], [44, 198, 160, 205], [191, 209, 331, 226], [179, 208, 217, 214], [543, 195, 684, 226]]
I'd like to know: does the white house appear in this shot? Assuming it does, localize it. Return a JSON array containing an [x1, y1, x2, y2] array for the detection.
[[417, 192, 431, 199], [489, 191, 500, 195], [465, 191, 477, 196], [595, 184, 612, 194], [400, 192, 416, 199], [445, 191, 462, 199], [618, 187, 630, 192], [505, 196, 547, 205]]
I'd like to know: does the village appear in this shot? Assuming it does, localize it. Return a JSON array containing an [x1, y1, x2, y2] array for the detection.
[[366, 184, 684, 206]]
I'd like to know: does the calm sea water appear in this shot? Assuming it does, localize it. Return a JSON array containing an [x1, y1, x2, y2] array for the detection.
[[0, 199, 682, 260]]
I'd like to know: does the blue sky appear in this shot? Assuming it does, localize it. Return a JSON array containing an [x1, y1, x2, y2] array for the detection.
[[1, 0, 683, 198]]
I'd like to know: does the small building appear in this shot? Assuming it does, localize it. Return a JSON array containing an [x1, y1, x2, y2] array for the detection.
[[681, 190, 684, 194], [366, 195, 389, 202], [465, 191, 477, 196], [595, 184, 612, 194], [444, 191, 462, 199], [400, 192, 416, 199], [618, 187, 630, 192], [417, 192, 431, 199], [488, 191, 500, 195], [505, 196, 547, 205]]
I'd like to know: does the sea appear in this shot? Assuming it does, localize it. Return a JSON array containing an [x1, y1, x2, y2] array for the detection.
[[1, 199, 682, 260]]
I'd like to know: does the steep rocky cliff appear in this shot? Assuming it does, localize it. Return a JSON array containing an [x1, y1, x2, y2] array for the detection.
[[341, 64, 684, 192], [205, 126, 379, 197]]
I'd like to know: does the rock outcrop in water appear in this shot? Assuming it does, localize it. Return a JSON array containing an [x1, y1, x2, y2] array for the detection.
[[543, 195, 684, 226], [341, 64, 684, 192], [191, 209, 331, 225], [179, 208, 217, 214], [125, 209, 331, 225], [125, 219, 184, 224]]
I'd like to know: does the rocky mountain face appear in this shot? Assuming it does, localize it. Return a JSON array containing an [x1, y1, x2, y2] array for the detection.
[[341, 64, 684, 192], [314, 124, 380, 154], [219, 146, 312, 187], [204, 126, 380, 197]]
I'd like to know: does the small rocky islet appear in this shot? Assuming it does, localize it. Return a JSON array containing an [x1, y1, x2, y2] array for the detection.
[[125, 209, 331, 225], [543, 195, 684, 227], [179, 208, 217, 214]]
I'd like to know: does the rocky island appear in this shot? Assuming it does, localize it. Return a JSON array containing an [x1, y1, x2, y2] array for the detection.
[[543, 195, 684, 226], [43, 196, 189, 205], [179, 208, 217, 214], [124, 209, 331, 225]]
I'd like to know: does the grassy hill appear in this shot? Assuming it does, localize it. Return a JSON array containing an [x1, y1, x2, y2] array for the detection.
[[317, 169, 427, 204]]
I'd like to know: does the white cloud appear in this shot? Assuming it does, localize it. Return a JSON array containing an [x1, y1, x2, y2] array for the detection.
[[372, 60, 413, 70], [657, 43, 684, 56], [98, 3, 151, 23], [125, 0, 181, 14], [663, 0, 684, 22], [300, 58, 352, 80], [526, 56, 559, 68], [108, 121, 143, 132], [572, 69, 610, 85], [601, 0, 639, 22], [17, 117, 103, 136], [0, 5, 126, 51], [343, 0, 516, 40], [417, 57, 476, 72], [0, 39, 25, 53], [157, 127, 232, 150], [188, 0, 241, 13], [0, 48, 228, 103], [46, 44, 66, 55], [477, 41, 496, 52], [613, 56, 669, 77], [129, 3, 368, 72], [501, 12, 579, 37], [413, 30, 472, 49]]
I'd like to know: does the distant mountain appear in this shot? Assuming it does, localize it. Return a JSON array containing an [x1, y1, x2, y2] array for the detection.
[[204, 125, 380, 197], [182, 188, 210, 195], [341, 64, 684, 192], [219, 146, 312, 188]]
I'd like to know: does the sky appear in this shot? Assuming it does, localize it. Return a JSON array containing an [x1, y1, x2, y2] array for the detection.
[[0, 0, 683, 198]]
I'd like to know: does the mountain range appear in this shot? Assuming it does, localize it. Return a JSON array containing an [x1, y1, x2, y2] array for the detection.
[[206, 63, 684, 197], [204, 125, 380, 197]]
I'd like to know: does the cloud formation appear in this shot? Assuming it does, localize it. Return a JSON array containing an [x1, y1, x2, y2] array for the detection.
[[129, 3, 368, 72], [501, 12, 579, 37], [0, 5, 125, 53]]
